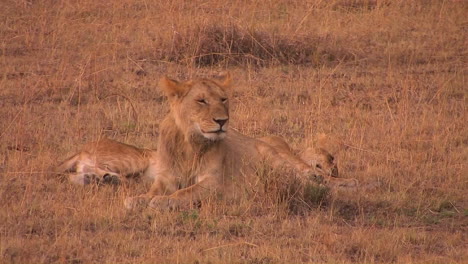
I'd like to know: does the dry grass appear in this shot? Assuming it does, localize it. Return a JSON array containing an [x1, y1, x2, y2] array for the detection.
[[1, 0, 467, 263]]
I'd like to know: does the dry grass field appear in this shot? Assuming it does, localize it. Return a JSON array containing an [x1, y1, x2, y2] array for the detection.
[[1, 0, 467, 263]]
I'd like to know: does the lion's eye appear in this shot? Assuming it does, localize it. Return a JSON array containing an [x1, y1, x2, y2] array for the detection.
[[221, 98, 228, 103], [197, 99, 207, 105], [316, 164, 322, 169]]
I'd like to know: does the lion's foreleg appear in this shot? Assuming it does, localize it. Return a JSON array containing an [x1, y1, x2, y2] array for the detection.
[[322, 175, 359, 189], [148, 177, 218, 210], [255, 141, 321, 182], [124, 174, 178, 210]]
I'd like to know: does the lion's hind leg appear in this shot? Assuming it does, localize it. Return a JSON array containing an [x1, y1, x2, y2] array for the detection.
[[56, 152, 95, 185], [56, 153, 80, 173], [69, 154, 121, 185]]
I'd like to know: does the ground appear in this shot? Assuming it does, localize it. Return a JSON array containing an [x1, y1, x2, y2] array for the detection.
[[0, 0, 467, 263]]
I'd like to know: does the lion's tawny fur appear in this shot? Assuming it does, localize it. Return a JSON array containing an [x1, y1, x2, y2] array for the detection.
[[57, 138, 157, 185], [124, 73, 357, 210]]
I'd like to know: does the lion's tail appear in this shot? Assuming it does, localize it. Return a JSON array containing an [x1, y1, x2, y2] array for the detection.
[[56, 154, 79, 173]]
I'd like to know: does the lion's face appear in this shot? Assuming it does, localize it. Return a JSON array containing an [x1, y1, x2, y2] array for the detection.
[[160, 74, 232, 141], [316, 150, 339, 178], [301, 148, 339, 177], [179, 80, 230, 141]]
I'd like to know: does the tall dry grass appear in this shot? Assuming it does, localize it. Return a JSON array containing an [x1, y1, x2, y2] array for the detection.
[[1, 0, 466, 263]]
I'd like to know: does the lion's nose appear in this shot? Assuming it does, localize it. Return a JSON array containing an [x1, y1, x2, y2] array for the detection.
[[214, 118, 228, 127]]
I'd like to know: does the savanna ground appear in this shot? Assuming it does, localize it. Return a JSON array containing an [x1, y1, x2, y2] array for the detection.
[[0, 0, 467, 263]]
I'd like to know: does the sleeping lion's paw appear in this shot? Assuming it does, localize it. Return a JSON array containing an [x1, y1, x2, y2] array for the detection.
[[301, 169, 325, 184], [149, 196, 192, 211], [124, 196, 150, 210], [326, 177, 359, 189]]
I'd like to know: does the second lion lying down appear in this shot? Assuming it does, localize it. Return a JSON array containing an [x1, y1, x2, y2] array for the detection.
[[124, 73, 357, 210], [57, 138, 157, 185]]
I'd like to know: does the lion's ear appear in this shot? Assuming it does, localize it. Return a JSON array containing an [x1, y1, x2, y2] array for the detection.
[[216, 72, 232, 90], [159, 76, 189, 99]]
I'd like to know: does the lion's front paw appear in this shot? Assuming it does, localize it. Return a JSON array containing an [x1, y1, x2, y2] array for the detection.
[[301, 169, 325, 184], [337, 178, 359, 188], [310, 173, 324, 184], [124, 196, 150, 210], [326, 177, 359, 189], [149, 196, 192, 211]]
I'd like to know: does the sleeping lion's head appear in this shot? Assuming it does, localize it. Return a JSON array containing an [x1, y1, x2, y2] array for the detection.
[[159, 73, 232, 142]]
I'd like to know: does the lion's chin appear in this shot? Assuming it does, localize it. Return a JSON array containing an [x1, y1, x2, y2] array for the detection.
[[202, 131, 227, 141]]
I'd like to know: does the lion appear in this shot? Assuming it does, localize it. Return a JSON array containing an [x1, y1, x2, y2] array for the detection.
[[259, 134, 340, 178], [256, 134, 355, 189], [124, 73, 357, 210], [57, 138, 158, 185]]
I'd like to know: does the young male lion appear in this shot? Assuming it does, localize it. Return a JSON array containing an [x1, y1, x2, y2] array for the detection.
[[57, 138, 157, 185], [124, 73, 357, 210]]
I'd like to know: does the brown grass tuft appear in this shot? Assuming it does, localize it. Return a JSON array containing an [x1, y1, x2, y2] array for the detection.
[[164, 25, 352, 66]]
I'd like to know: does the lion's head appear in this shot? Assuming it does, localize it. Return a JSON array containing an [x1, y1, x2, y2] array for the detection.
[[159, 73, 232, 142], [301, 147, 339, 178]]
